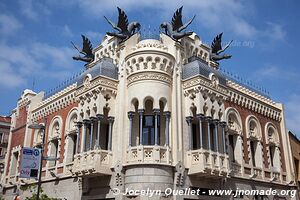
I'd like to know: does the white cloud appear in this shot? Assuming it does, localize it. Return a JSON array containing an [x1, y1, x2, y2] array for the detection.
[[85, 31, 103, 42], [62, 25, 74, 37], [18, 0, 51, 21], [73, 0, 285, 40], [285, 94, 300, 136], [0, 14, 22, 35], [264, 22, 286, 41], [0, 61, 26, 88], [0, 42, 75, 89], [255, 64, 299, 82], [30, 42, 74, 69], [18, 0, 38, 20]]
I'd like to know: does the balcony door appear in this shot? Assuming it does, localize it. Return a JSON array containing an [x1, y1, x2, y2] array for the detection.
[[142, 115, 160, 145]]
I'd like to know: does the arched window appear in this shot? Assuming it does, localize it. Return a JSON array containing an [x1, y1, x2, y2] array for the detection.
[[129, 97, 169, 147], [191, 105, 201, 150], [225, 108, 243, 165], [265, 123, 281, 172], [142, 99, 156, 145], [131, 98, 139, 146], [65, 109, 78, 163], [33, 129, 43, 148], [246, 116, 263, 168], [98, 107, 110, 150], [48, 117, 62, 167]]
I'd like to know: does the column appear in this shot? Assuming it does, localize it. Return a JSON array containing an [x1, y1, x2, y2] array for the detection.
[[75, 122, 82, 154], [127, 111, 135, 147], [213, 119, 219, 152], [220, 122, 227, 154], [107, 117, 114, 151], [153, 109, 160, 145], [138, 109, 145, 145], [95, 114, 104, 149], [81, 119, 89, 152], [164, 111, 171, 146], [196, 114, 204, 149], [89, 117, 96, 151], [186, 116, 193, 150], [206, 117, 212, 150]]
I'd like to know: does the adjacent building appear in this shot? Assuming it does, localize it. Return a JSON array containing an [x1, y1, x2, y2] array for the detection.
[[0, 116, 11, 183], [1, 32, 297, 200], [289, 131, 300, 198]]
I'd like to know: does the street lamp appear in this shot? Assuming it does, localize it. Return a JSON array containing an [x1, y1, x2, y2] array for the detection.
[[28, 123, 45, 200]]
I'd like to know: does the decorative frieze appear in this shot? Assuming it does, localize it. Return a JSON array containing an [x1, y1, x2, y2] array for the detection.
[[182, 75, 228, 97], [31, 84, 77, 121], [76, 76, 118, 96], [227, 80, 281, 121], [127, 72, 172, 86]]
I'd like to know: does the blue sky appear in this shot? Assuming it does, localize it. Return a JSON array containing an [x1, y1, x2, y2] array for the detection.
[[0, 0, 299, 135]]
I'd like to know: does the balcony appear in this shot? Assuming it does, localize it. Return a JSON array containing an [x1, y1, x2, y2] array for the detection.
[[252, 167, 263, 179], [126, 145, 172, 165], [187, 149, 229, 177], [230, 162, 242, 176], [72, 149, 112, 176]]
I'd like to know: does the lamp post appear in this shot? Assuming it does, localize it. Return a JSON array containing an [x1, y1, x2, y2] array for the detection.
[[28, 123, 45, 200]]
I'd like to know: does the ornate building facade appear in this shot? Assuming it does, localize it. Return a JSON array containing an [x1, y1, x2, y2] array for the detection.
[[289, 131, 300, 198], [0, 116, 11, 182], [1, 32, 297, 200]]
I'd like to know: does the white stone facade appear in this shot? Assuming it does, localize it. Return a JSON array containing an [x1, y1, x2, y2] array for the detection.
[[1, 33, 298, 200]]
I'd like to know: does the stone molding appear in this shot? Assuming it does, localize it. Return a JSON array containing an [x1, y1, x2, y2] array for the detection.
[[127, 71, 172, 86], [228, 81, 281, 121], [182, 75, 229, 97], [76, 76, 118, 96]]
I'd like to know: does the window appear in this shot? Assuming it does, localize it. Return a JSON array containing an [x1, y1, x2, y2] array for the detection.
[[0, 132, 3, 143], [192, 123, 198, 150], [49, 140, 58, 167], [210, 123, 216, 151], [142, 115, 160, 145], [250, 141, 256, 167], [10, 151, 19, 176], [226, 108, 243, 164], [100, 122, 109, 150], [266, 124, 280, 170], [269, 145, 275, 167], [65, 134, 77, 163], [72, 135, 77, 158], [229, 135, 235, 163]]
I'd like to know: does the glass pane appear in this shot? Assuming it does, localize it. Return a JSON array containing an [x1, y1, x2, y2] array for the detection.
[[150, 128, 155, 145], [144, 116, 153, 126], [143, 128, 149, 145]]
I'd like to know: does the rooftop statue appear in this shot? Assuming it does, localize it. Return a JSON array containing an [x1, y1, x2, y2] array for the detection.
[[104, 7, 141, 41], [72, 35, 94, 63], [160, 6, 195, 41], [210, 33, 233, 62]]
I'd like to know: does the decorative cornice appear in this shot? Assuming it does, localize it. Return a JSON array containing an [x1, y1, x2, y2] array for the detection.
[[39, 84, 77, 108], [31, 87, 77, 122], [227, 80, 281, 121], [182, 75, 228, 97], [227, 80, 275, 105], [76, 76, 118, 96]]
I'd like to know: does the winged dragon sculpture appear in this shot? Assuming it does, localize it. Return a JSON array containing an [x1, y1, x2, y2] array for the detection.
[[160, 6, 195, 41], [104, 7, 141, 41], [72, 35, 94, 63], [210, 32, 233, 62]]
